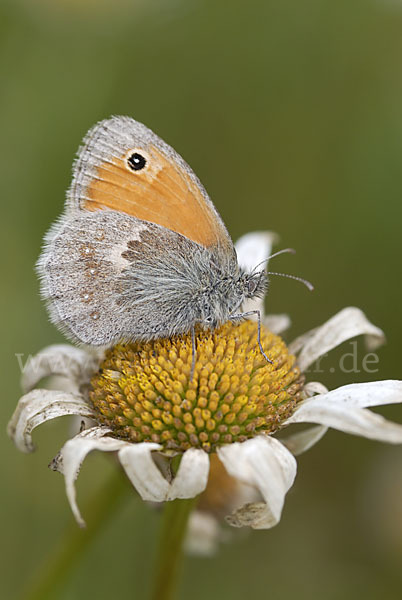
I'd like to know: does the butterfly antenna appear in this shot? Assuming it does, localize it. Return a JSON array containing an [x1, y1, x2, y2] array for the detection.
[[251, 248, 296, 273], [267, 271, 314, 291]]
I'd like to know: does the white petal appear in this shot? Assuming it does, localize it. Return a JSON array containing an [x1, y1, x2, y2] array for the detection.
[[185, 511, 223, 556], [167, 448, 209, 500], [304, 381, 329, 396], [264, 313, 291, 334], [46, 375, 83, 395], [235, 231, 278, 316], [21, 344, 99, 394], [280, 425, 328, 456], [242, 296, 264, 316], [290, 307, 385, 372], [225, 501, 274, 528], [217, 436, 297, 529], [118, 443, 169, 502], [7, 389, 96, 453], [298, 380, 402, 409], [235, 231, 278, 273], [285, 388, 402, 444], [50, 426, 128, 527]]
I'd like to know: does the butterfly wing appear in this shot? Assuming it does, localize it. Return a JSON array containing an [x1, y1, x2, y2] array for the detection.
[[38, 209, 218, 345], [68, 116, 233, 251]]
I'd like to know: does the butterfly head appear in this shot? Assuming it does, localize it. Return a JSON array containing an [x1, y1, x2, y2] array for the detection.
[[243, 269, 267, 300], [194, 268, 267, 331]]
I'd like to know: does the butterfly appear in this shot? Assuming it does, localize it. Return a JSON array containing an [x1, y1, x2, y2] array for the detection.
[[37, 116, 270, 360]]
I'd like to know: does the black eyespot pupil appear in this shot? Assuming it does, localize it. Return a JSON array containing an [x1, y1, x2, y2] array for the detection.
[[128, 152, 146, 171]]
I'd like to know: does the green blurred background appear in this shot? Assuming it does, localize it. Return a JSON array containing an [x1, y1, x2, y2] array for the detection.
[[2, 0, 402, 598]]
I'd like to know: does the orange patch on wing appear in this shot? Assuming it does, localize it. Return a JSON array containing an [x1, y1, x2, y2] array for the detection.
[[83, 146, 227, 248]]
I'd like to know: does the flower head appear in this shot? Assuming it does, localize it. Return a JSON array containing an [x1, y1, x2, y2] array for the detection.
[[89, 320, 304, 452], [8, 232, 402, 547]]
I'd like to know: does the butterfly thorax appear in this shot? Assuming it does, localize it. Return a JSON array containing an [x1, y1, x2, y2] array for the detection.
[[192, 268, 267, 331], [135, 240, 268, 336]]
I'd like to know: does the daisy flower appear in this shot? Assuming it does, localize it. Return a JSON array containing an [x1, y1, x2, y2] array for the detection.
[[8, 232, 402, 548]]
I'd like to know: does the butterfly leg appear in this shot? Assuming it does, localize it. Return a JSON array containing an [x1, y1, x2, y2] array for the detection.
[[228, 310, 273, 365]]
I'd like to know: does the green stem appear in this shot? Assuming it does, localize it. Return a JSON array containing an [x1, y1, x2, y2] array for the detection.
[[151, 497, 198, 600], [22, 468, 130, 600]]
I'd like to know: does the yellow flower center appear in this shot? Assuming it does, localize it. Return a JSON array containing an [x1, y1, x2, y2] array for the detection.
[[88, 320, 304, 453]]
